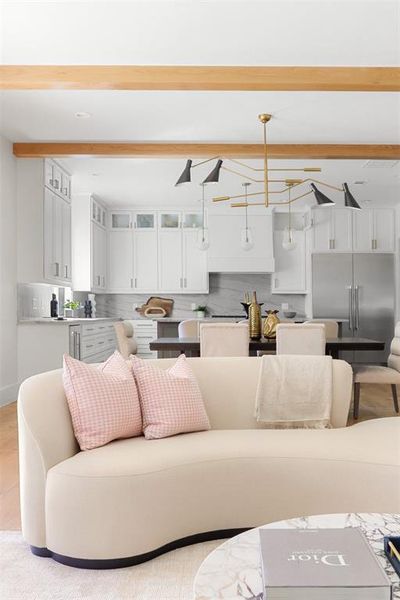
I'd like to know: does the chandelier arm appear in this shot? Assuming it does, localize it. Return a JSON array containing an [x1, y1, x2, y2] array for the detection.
[[221, 166, 264, 182], [263, 121, 269, 207], [225, 158, 265, 171], [230, 189, 314, 208], [191, 156, 221, 168]]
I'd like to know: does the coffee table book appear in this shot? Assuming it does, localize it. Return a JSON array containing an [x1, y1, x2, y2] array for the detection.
[[259, 527, 392, 599]]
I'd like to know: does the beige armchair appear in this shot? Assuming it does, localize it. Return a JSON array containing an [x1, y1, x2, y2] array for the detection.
[[305, 319, 339, 338], [352, 323, 400, 419], [113, 321, 138, 359], [178, 319, 199, 338]]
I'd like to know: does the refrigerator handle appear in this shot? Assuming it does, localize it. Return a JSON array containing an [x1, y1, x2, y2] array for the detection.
[[348, 286, 354, 332], [354, 285, 360, 331]]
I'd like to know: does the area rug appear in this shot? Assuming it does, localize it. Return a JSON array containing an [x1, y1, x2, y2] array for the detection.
[[0, 531, 221, 600]]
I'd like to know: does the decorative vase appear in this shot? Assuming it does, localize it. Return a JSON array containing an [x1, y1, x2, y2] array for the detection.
[[248, 291, 262, 340], [263, 310, 280, 339], [196, 311, 206, 319], [64, 308, 73, 318]]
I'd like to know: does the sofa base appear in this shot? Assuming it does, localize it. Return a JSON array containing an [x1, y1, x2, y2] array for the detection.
[[30, 527, 251, 569]]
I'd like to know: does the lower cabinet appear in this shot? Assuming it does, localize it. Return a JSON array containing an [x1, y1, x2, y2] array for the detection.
[[70, 321, 117, 363], [131, 320, 158, 359], [271, 230, 307, 294]]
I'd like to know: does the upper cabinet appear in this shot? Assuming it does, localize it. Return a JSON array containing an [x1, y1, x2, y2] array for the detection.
[[312, 207, 395, 254], [312, 208, 352, 253], [17, 159, 72, 286], [107, 210, 208, 294], [353, 208, 395, 253], [72, 195, 108, 292], [207, 212, 274, 273]]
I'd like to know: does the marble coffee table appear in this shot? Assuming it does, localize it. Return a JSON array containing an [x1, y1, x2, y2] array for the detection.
[[193, 513, 400, 599]]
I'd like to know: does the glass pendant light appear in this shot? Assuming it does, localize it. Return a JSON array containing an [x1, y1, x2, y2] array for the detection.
[[282, 183, 296, 251], [197, 183, 210, 251], [240, 182, 254, 251]]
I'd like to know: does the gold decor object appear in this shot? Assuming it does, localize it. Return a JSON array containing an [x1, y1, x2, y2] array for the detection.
[[248, 291, 262, 341], [263, 310, 280, 339]]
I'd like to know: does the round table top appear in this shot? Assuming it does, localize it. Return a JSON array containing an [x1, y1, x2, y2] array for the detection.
[[193, 513, 400, 599]]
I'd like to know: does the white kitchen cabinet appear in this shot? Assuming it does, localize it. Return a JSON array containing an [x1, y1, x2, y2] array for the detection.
[[158, 229, 183, 292], [207, 212, 274, 272], [44, 159, 71, 199], [134, 229, 158, 291], [61, 200, 72, 281], [17, 159, 72, 286], [312, 208, 352, 253], [43, 189, 72, 284], [271, 230, 307, 294], [108, 230, 133, 292], [132, 320, 158, 359], [110, 211, 132, 230], [92, 222, 107, 291], [353, 208, 395, 253], [72, 194, 107, 292], [183, 229, 208, 292]]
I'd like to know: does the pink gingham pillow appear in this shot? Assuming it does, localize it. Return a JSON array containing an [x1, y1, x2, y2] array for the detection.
[[131, 354, 210, 439], [63, 351, 142, 450]]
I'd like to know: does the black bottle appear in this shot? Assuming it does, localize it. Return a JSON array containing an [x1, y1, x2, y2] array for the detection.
[[50, 293, 58, 318], [84, 300, 92, 318]]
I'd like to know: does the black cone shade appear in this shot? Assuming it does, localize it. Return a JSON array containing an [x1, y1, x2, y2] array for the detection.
[[310, 183, 335, 207], [175, 159, 192, 186], [202, 159, 223, 184], [343, 183, 361, 210]]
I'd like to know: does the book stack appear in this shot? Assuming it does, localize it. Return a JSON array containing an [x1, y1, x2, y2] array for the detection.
[[260, 528, 392, 599]]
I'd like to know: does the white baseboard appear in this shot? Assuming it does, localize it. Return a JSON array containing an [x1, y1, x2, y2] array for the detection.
[[0, 382, 19, 407]]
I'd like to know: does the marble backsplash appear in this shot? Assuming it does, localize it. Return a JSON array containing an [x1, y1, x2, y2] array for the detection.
[[95, 274, 307, 320]]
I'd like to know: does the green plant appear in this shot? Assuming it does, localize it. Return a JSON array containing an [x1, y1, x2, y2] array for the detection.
[[64, 300, 81, 311], [194, 305, 207, 313]]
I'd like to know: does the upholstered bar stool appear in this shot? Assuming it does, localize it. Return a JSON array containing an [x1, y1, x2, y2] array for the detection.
[[200, 323, 249, 357], [276, 323, 326, 356], [114, 321, 138, 359], [178, 319, 200, 338], [352, 323, 400, 419]]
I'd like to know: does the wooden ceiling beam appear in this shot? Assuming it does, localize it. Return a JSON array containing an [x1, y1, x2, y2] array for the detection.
[[1, 66, 399, 91], [13, 142, 400, 160]]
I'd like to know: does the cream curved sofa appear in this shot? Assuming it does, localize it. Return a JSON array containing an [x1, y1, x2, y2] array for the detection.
[[18, 357, 400, 569]]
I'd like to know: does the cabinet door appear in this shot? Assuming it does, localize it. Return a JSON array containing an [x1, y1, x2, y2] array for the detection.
[[373, 209, 395, 252], [43, 189, 54, 280], [353, 209, 373, 252], [52, 195, 63, 278], [92, 223, 105, 289], [331, 209, 353, 252], [158, 230, 182, 291], [134, 230, 158, 291], [272, 231, 306, 293], [183, 229, 208, 292], [99, 227, 107, 288], [110, 212, 132, 230], [312, 208, 332, 252], [108, 230, 133, 291], [44, 160, 54, 189], [61, 200, 72, 281]]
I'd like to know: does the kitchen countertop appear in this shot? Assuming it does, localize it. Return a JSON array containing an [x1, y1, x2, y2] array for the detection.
[[18, 317, 120, 325]]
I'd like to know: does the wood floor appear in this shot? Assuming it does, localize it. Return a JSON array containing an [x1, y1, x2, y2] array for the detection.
[[0, 384, 398, 531]]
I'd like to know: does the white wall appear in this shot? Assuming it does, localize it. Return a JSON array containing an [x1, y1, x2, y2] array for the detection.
[[0, 135, 18, 406]]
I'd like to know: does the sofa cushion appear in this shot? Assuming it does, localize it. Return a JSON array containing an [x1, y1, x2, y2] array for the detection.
[[131, 354, 210, 439], [63, 351, 142, 450]]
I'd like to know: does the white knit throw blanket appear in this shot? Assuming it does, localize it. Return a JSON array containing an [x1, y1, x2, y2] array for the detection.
[[255, 355, 333, 428]]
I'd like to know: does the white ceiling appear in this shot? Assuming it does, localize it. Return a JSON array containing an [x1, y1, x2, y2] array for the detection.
[[1, 0, 399, 207], [1, 1, 399, 66], [58, 157, 400, 208], [1, 90, 399, 143]]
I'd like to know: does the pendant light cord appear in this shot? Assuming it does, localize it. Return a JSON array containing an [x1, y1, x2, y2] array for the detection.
[[288, 186, 292, 242], [201, 184, 206, 242], [245, 186, 249, 241]]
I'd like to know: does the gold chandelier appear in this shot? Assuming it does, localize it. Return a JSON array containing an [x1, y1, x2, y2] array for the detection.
[[175, 113, 361, 211]]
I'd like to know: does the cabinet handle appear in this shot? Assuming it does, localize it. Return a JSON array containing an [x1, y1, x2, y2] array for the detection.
[[180, 277, 183, 288], [371, 239, 375, 250], [374, 239, 377, 250], [54, 262, 60, 277], [130, 278, 134, 288], [102, 276, 105, 287], [275, 278, 279, 288], [134, 278, 137, 288], [97, 275, 100, 285], [53, 179, 59, 189], [64, 265, 68, 278], [184, 277, 187, 288]]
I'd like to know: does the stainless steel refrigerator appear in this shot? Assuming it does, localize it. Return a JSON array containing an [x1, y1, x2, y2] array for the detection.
[[312, 254, 394, 364]]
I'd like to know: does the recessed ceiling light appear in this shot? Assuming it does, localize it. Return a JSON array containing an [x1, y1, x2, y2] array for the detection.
[[74, 112, 92, 119]]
